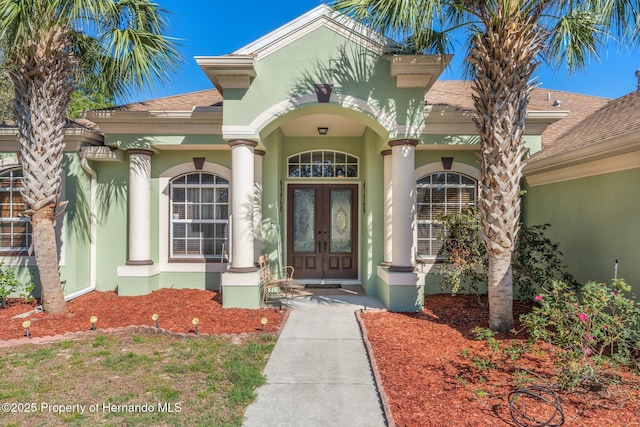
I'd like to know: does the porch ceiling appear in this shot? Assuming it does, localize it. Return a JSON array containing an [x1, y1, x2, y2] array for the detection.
[[279, 113, 366, 137]]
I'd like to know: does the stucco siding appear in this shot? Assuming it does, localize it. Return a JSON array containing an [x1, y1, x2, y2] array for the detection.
[[223, 25, 425, 139], [524, 167, 640, 291]]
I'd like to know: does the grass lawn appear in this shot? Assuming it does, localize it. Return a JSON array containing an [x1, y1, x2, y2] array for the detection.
[[0, 332, 276, 426]]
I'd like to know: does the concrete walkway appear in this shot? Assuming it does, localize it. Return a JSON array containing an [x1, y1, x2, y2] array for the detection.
[[243, 293, 388, 427]]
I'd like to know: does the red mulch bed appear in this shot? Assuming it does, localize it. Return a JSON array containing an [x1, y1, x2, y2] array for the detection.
[[362, 294, 640, 427], [3, 291, 639, 425], [0, 288, 285, 341]]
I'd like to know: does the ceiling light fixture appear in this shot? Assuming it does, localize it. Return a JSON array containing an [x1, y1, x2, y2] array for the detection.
[[318, 127, 329, 136]]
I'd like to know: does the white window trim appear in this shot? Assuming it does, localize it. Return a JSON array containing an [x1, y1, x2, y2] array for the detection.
[[413, 162, 480, 264], [159, 162, 231, 273], [169, 172, 229, 260]]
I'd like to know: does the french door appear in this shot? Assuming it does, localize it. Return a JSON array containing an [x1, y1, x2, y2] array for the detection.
[[287, 184, 358, 280]]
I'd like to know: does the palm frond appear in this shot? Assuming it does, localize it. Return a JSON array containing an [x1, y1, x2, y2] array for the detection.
[[398, 27, 454, 54], [545, 9, 606, 71], [333, 0, 445, 43]]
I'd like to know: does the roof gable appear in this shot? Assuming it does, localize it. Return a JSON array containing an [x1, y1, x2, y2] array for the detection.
[[233, 4, 397, 59]]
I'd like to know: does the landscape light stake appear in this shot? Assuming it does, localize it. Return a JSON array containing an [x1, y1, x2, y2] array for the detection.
[[261, 317, 268, 332], [152, 313, 159, 329], [23, 320, 30, 338], [90, 316, 98, 331], [192, 318, 200, 335], [614, 259, 619, 279]]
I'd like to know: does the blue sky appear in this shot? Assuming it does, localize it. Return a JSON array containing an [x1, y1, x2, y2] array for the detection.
[[146, 0, 640, 103]]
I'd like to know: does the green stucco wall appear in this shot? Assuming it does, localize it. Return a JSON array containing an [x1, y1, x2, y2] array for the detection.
[[224, 25, 425, 139], [524, 168, 640, 292], [415, 149, 479, 171], [93, 157, 128, 291], [92, 145, 232, 295], [60, 154, 92, 296]]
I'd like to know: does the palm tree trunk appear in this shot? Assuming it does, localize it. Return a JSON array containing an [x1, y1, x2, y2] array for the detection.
[[8, 25, 76, 314], [470, 17, 542, 331], [487, 251, 514, 330], [32, 205, 66, 313]]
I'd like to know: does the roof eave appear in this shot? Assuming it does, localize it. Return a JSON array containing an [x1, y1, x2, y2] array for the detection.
[[195, 55, 256, 95], [87, 109, 223, 135], [388, 54, 453, 90], [525, 129, 640, 184]]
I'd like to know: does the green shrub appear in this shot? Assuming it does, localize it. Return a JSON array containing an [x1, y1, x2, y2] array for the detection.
[[0, 262, 35, 307], [512, 224, 578, 300], [436, 208, 575, 300], [436, 207, 486, 295], [521, 279, 640, 389]]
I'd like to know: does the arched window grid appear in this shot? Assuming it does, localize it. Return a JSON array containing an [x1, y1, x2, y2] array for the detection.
[[288, 150, 359, 178], [169, 172, 229, 259], [416, 172, 477, 258]]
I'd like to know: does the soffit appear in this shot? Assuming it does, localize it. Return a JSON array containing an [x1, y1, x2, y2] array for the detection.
[[280, 114, 366, 137]]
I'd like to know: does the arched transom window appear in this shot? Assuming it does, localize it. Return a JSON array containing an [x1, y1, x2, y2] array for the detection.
[[170, 172, 229, 259], [416, 172, 477, 258], [0, 168, 31, 253], [288, 150, 358, 178]]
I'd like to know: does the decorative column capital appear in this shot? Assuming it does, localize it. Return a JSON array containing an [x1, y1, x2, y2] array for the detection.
[[381, 150, 392, 156], [388, 139, 419, 148], [228, 139, 258, 148], [127, 148, 155, 157], [254, 149, 266, 156]]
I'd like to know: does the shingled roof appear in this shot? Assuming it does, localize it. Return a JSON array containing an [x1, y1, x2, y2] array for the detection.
[[111, 89, 223, 112], [427, 80, 610, 146], [532, 89, 640, 161], [100, 81, 609, 154]]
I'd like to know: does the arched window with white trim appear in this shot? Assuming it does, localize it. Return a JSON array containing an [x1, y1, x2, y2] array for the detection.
[[416, 172, 477, 258], [170, 172, 229, 259], [0, 168, 31, 253], [288, 150, 358, 178]]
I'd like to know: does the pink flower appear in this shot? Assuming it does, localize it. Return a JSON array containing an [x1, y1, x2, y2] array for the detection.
[[578, 312, 588, 323], [573, 303, 579, 307], [583, 347, 592, 356], [613, 291, 619, 295], [534, 295, 543, 302], [603, 325, 609, 330], [585, 333, 594, 341]]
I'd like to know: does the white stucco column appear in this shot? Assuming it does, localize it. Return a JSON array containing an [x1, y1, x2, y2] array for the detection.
[[127, 149, 153, 265], [229, 140, 257, 272], [389, 139, 418, 272], [382, 150, 393, 265], [253, 150, 264, 262]]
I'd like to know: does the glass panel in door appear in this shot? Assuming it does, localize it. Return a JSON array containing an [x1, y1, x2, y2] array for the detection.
[[330, 189, 351, 253], [293, 189, 315, 253]]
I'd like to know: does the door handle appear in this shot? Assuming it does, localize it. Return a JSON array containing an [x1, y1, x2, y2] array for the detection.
[[323, 241, 327, 253]]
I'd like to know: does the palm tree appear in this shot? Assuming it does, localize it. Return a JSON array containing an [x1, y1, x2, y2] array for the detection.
[[333, 0, 637, 331], [0, 0, 180, 314]]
